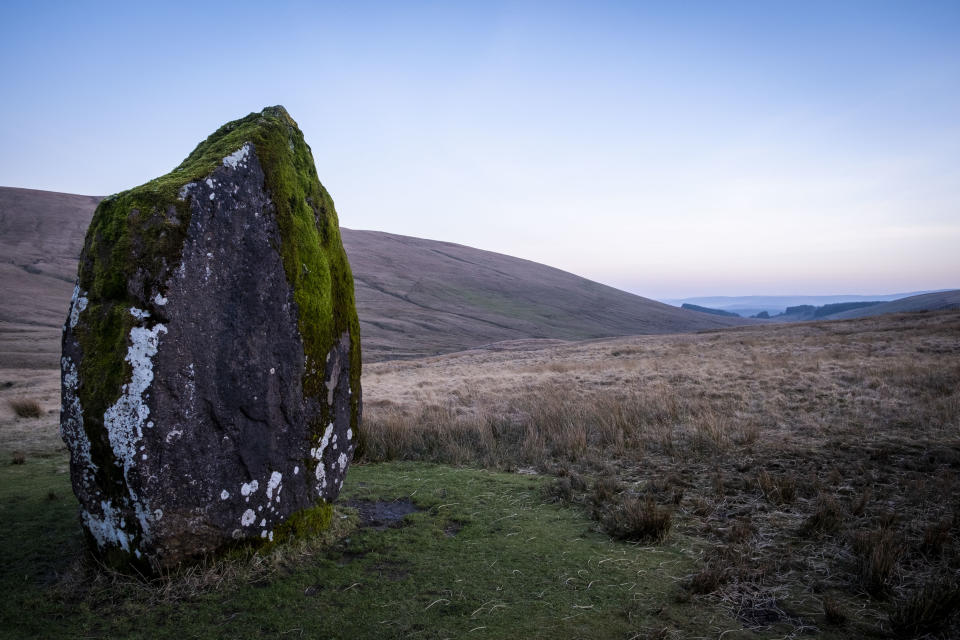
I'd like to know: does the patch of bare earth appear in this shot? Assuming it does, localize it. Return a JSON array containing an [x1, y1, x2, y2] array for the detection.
[[361, 310, 960, 637]]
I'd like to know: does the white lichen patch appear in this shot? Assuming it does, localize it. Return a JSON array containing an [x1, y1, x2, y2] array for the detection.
[[222, 143, 251, 169], [294, 466, 299, 475], [68, 285, 88, 328], [130, 307, 150, 320], [178, 182, 196, 200], [82, 500, 131, 551], [313, 423, 337, 492], [241, 509, 256, 526], [61, 356, 96, 485], [101, 320, 167, 538], [220, 489, 230, 500], [266, 471, 282, 500], [153, 293, 168, 306], [240, 479, 259, 497]]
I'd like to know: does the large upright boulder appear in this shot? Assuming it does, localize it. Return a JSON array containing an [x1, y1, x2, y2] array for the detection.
[[61, 106, 361, 569]]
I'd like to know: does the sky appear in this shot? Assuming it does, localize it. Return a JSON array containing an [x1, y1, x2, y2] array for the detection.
[[1, 1, 958, 299]]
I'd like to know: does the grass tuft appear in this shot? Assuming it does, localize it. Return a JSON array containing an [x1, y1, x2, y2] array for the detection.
[[889, 577, 960, 637], [9, 398, 42, 418], [686, 566, 728, 595], [921, 519, 951, 556], [852, 528, 903, 598], [601, 495, 672, 543], [543, 476, 574, 504], [756, 469, 797, 505], [802, 492, 844, 535], [822, 596, 847, 625]]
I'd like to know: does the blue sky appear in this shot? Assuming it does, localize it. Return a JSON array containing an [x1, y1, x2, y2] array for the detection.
[[1, 1, 958, 298]]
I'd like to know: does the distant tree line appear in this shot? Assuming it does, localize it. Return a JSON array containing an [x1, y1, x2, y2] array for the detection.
[[681, 303, 741, 317], [752, 301, 884, 320]]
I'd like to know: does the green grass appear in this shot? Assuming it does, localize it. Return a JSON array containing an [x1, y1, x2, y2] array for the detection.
[[0, 457, 755, 639]]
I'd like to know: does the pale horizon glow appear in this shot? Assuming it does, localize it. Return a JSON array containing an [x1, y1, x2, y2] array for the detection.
[[1, 1, 957, 299]]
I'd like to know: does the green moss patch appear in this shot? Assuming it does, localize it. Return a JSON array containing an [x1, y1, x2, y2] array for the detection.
[[271, 501, 334, 544]]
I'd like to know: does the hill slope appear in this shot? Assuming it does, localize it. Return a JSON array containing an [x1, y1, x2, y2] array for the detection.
[[664, 293, 937, 318], [822, 290, 960, 320], [342, 229, 749, 359], [0, 186, 751, 365], [0, 188, 102, 368]]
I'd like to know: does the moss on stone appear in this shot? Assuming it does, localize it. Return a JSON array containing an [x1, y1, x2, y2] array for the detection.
[[71, 106, 362, 562], [270, 501, 334, 544]]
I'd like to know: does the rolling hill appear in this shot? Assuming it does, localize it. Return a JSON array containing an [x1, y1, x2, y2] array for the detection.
[[0, 186, 749, 366], [821, 290, 960, 320], [663, 293, 939, 318], [0, 188, 101, 369], [342, 229, 752, 360]]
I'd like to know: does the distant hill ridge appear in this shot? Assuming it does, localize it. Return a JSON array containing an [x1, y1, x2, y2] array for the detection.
[[0, 186, 750, 366], [776, 301, 884, 321], [666, 292, 945, 318], [823, 291, 960, 320], [680, 303, 741, 317]]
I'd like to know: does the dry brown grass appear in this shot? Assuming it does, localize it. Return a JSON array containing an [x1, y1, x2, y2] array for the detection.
[[9, 397, 42, 418], [361, 310, 960, 635], [889, 576, 960, 637], [591, 492, 673, 542], [0, 370, 65, 459]]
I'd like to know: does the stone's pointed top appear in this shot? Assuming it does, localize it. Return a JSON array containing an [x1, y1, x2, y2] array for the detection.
[[256, 105, 300, 132], [260, 104, 293, 121]]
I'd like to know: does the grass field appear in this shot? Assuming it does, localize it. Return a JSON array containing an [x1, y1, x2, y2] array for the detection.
[[1, 457, 770, 639], [1, 310, 957, 638], [361, 311, 960, 638]]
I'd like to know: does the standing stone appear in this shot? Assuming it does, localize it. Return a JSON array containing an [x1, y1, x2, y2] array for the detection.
[[61, 106, 362, 569]]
